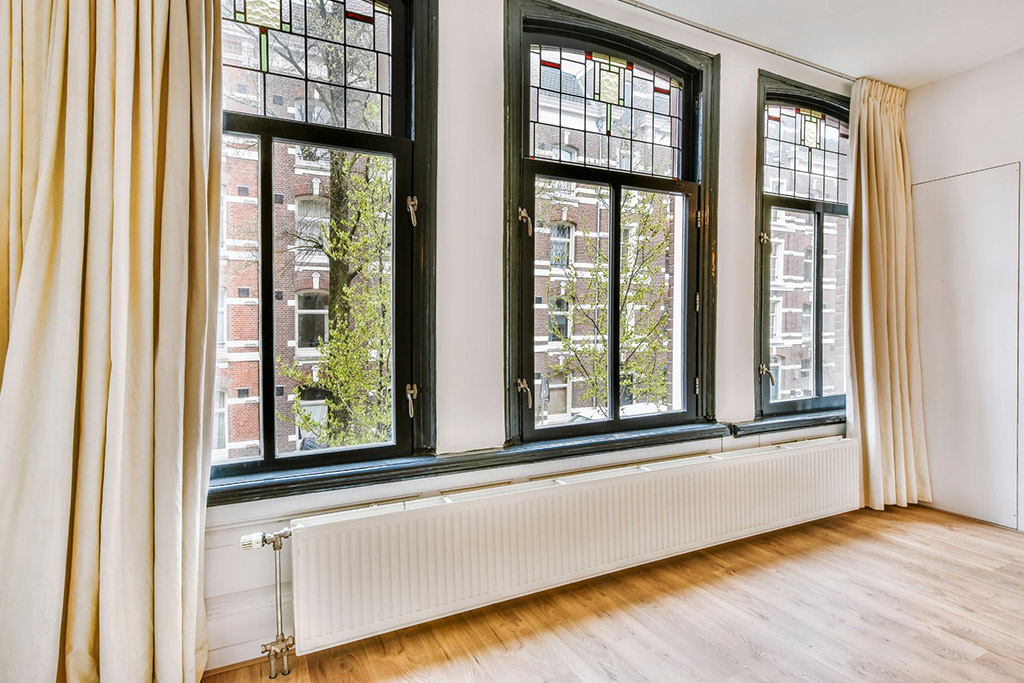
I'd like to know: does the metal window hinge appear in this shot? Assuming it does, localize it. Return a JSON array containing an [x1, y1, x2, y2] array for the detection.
[[695, 292, 700, 313], [406, 196, 419, 227], [516, 378, 533, 409], [405, 383, 418, 418], [696, 209, 702, 229], [758, 363, 776, 386], [695, 376, 700, 396], [518, 207, 533, 236]]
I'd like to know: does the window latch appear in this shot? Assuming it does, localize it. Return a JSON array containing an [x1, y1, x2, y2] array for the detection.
[[406, 196, 419, 228], [518, 207, 533, 237], [759, 231, 771, 246], [516, 378, 533, 409], [405, 383, 418, 418], [758, 363, 776, 386]]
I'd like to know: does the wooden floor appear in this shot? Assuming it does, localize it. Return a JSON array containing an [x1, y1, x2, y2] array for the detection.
[[205, 506, 1024, 682]]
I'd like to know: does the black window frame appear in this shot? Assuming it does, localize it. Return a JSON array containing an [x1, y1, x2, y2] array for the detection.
[[212, 0, 438, 479], [505, 0, 721, 446], [754, 71, 849, 419]]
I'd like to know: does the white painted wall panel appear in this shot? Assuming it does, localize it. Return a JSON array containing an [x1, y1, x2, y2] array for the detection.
[[912, 164, 1020, 527], [907, 51, 1024, 529]]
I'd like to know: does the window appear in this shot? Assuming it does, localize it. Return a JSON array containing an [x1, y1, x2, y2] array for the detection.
[[508, 2, 718, 443], [217, 287, 227, 348], [294, 196, 331, 262], [213, 0, 435, 475], [549, 221, 572, 267], [296, 290, 329, 353], [296, 399, 328, 450], [755, 72, 849, 416], [214, 389, 228, 452], [548, 296, 569, 341], [769, 238, 783, 283]]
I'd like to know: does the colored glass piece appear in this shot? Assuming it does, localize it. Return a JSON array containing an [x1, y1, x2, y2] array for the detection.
[[600, 70, 619, 104], [247, 0, 280, 28]]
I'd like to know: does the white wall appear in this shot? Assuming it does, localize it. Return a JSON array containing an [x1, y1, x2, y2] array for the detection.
[[905, 49, 1024, 528], [206, 0, 853, 669]]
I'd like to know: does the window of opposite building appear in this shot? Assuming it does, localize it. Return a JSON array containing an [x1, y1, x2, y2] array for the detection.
[[755, 71, 849, 417], [213, 0, 436, 477], [507, 0, 719, 444]]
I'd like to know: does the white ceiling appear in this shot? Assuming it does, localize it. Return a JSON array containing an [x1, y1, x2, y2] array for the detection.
[[636, 0, 1024, 89]]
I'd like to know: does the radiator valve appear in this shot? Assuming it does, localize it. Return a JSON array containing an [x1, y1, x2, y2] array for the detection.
[[241, 527, 294, 678], [241, 527, 292, 552]]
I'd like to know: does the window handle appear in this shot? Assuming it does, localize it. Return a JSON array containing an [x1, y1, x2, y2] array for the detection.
[[405, 383, 418, 418], [518, 207, 533, 237], [759, 231, 771, 246], [516, 378, 533, 409], [406, 196, 419, 228], [758, 363, 776, 386]]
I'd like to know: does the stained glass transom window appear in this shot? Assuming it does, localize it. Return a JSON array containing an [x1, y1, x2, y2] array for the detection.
[[221, 0, 393, 133], [763, 103, 849, 203], [528, 45, 685, 178]]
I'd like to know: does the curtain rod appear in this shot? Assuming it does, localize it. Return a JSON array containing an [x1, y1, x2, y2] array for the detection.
[[615, 0, 857, 83]]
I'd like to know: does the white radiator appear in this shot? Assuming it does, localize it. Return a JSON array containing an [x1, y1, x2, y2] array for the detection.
[[290, 437, 860, 655]]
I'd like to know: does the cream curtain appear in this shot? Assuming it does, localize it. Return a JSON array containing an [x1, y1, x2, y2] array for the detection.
[[0, 0, 220, 681], [848, 78, 932, 510]]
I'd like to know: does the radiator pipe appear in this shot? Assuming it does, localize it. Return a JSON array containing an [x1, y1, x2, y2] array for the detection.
[[241, 528, 295, 678]]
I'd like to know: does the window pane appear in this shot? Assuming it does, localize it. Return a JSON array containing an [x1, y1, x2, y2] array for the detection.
[[764, 104, 849, 201], [215, 134, 263, 464], [619, 188, 687, 417], [273, 141, 396, 455], [214, 391, 228, 451], [222, 0, 394, 132], [527, 44, 685, 178], [533, 177, 611, 427], [769, 207, 816, 402], [298, 291, 329, 310], [297, 310, 327, 347], [823, 214, 848, 396]]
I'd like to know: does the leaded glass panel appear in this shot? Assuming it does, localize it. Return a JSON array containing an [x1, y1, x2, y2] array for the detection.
[[222, 0, 393, 133], [527, 44, 685, 179], [763, 103, 849, 202]]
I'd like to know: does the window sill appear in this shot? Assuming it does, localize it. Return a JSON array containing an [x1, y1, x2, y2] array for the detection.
[[207, 422, 730, 506], [728, 409, 846, 438]]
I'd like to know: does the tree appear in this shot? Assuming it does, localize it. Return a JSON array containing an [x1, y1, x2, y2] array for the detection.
[[277, 150, 395, 449], [538, 181, 675, 421]]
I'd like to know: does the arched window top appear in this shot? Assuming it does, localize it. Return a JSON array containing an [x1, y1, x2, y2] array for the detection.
[[527, 43, 687, 179], [763, 101, 849, 203]]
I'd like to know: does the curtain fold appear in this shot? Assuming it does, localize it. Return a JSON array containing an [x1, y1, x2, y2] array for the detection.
[[848, 78, 932, 510], [0, 1, 220, 680]]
